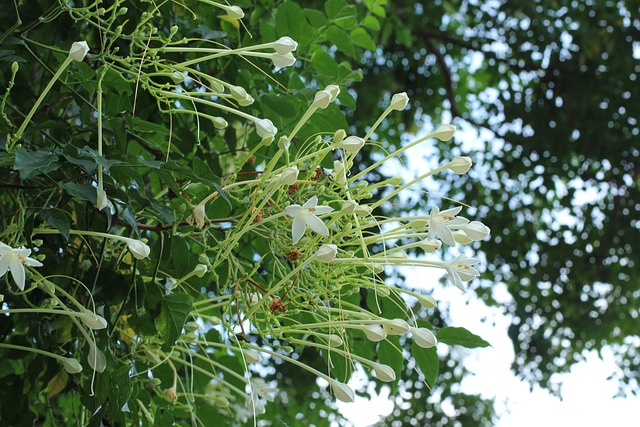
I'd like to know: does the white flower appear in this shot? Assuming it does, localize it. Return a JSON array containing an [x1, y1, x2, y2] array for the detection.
[[61, 357, 83, 374], [96, 187, 113, 211], [382, 318, 410, 335], [325, 160, 347, 186], [255, 118, 277, 143], [445, 255, 481, 291], [0, 243, 43, 291], [124, 238, 150, 260], [285, 196, 334, 244], [79, 311, 108, 330], [432, 124, 456, 141], [336, 136, 365, 154], [315, 244, 338, 263], [329, 379, 354, 403], [222, 5, 244, 19], [370, 362, 396, 382], [270, 52, 296, 67], [271, 36, 298, 55], [68, 41, 89, 62], [312, 89, 332, 109], [448, 156, 472, 174], [276, 166, 299, 186], [410, 327, 438, 348], [461, 221, 491, 241], [389, 92, 409, 111], [427, 206, 469, 247], [88, 342, 107, 373], [362, 324, 387, 342], [250, 378, 277, 402]]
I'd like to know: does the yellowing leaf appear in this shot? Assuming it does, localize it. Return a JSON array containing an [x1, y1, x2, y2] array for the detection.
[[47, 370, 68, 398]]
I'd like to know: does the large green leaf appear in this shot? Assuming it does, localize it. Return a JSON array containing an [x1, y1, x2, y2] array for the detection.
[[437, 327, 491, 349]]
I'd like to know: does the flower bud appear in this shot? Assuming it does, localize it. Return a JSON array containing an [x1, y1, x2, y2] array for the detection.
[[315, 244, 338, 263], [325, 84, 340, 101], [277, 166, 299, 186], [462, 221, 491, 241], [272, 36, 298, 55], [355, 205, 372, 217], [255, 118, 277, 144], [312, 89, 332, 109], [329, 379, 354, 403], [340, 200, 357, 215], [373, 285, 390, 298], [389, 92, 409, 111], [327, 334, 343, 347], [410, 327, 437, 348], [382, 319, 410, 335], [88, 342, 107, 373], [453, 230, 472, 245], [79, 311, 108, 330], [418, 239, 441, 253], [194, 264, 208, 277], [126, 239, 150, 260], [224, 5, 244, 19], [370, 362, 396, 382], [11, 61, 19, 74], [362, 324, 386, 342], [432, 124, 456, 141], [332, 129, 346, 146], [68, 41, 90, 62], [417, 294, 437, 309], [337, 136, 365, 154], [242, 349, 262, 364], [193, 203, 206, 228], [61, 357, 83, 374], [271, 52, 296, 67], [277, 136, 290, 150], [448, 156, 472, 174]]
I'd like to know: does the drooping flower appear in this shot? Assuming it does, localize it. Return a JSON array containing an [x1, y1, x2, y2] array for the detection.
[[79, 311, 108, 330], [427, 206, 469, 247], [88, 342, 107, 373], [315, 244, 338, 263], [193, 202, 206, 228], [270, 52, 296, 67], [410, 327, 438, 348], [432, 124, 456, 141], [285, 196, 334, 244], [68, 41, 90, 62], [445, 255, 481, 291], [96, 187, 113, 211], [0, 243, 43, 291], [461, 221, 491, 241], [249, 378, 278, 402]]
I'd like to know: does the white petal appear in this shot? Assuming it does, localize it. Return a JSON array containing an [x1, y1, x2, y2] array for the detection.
[[435, 223, 456, 247], [9, 255, 25, 291], [291, 215, 306, 244], [285, 204, 301, 217], [313, 205, 334, 215], [302, 196, 318, 209], [0, 256, 10, 278], [305, 215, 329, 236]]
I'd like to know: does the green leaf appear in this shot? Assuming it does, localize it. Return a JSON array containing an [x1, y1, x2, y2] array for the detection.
[[412, 344, 439, 387], [327, 26, 355, 58], [58, 182, 97, 204], [325, 0, 358, 29], [46, 369, 68, 398], [275, 1, 315, 46], [351, 28, 377, 51], [156, 293, 193, 350], [39, 209, 71, 240], [13, 148, 60, 180], [362, 15, 381, 31], [437, 327, 491, 348]]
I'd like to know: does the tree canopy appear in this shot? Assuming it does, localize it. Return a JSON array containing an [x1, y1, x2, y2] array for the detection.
[[1, 0, 638, 426]]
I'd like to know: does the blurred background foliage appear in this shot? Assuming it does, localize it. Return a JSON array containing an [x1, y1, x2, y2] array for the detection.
[[1, 0, 638, 426]]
